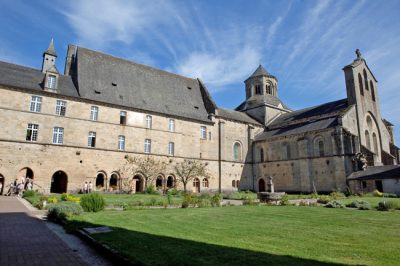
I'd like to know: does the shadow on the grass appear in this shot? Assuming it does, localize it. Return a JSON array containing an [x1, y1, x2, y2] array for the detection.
[[68, 220, 347, 266]]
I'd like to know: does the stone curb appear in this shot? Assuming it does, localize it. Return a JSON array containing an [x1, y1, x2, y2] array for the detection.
[[73, 227, 140, 266]]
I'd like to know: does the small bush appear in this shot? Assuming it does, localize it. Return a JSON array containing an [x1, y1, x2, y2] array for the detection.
[[317, 195, 331, 204], [211, 193, 222, 207], [80, 193, 105, 212], [330, 191, 346, 200], [280, 194, 290, 206], [48, 201, 83, 221], [373, 189, 383, 197], [167, 192, 173, 205], [145, 184, 158, 195], [382, 193, 398, 198], [149, 197, 157, 206], [243, 198, 258, 206], [325, 200, 345, 208], [23, 190, 37, 198], [47, 196, 58, 204], [377, 200, 400, 211], [346, 200, 372, 210], [60, 193, 69, 201]]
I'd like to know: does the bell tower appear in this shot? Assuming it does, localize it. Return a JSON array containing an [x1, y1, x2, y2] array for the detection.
[[42, 38, 57, 73], [236, 65, 290, 125]]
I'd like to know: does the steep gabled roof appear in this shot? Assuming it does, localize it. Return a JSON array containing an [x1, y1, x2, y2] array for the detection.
[[254, 99, 349, 140], [245, 64, 277, 81], [44, 39, 57, 57], [75, 47, 211, 122], [0, 61, 78, 97]]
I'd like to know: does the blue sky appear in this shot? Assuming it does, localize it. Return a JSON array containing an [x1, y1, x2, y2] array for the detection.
[[1, 0, 400, 142]]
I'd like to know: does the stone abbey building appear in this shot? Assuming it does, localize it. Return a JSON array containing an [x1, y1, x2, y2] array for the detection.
[[0, 41, 399, 195]]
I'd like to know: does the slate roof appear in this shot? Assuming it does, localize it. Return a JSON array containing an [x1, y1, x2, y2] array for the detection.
[[254, 98, 350, 140], [347, 165, 400, 180], [44, 39, 57, 57], [0, 61, 78, 97], [216, 108, 261, 125], [245, 64, 277, 81], [75, 47, 211, 122], [235, 94, 290, 111]]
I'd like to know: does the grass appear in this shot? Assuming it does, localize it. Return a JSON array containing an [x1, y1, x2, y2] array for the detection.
[[68, 205, 400, 265], [99, 193, 183, 207], [341, 196, 400, 208]]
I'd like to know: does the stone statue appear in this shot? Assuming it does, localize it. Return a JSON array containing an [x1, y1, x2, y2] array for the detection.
[[355, 49, 362, 59]]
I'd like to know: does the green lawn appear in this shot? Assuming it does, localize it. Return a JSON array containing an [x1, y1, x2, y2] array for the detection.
[[68, 206, 400, 265]]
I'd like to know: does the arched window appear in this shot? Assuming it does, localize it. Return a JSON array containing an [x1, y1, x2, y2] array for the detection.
[[260, 148, 264, 162], [372, 133, 378, 154], [266, 83, 273, 94], [370, 81, 376, 101], [365, 130, 371, 150], [156, 176, 163, 188], [363, 69, 369, 91], [233, 142, 242, 161], [232, 180, 236, 187], [318, 140, 325, 157], [282, 143, 290, 160], [202, 178, 209, 188], [366, 116, 372, 128], [358, 73, 364, 96], [255, 85, 261, 95], [193, 178, 200, 193]]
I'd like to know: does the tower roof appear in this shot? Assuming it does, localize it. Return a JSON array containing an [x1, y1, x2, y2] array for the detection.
[[250, 64, 270, 77], [44, 39, 57, 57]]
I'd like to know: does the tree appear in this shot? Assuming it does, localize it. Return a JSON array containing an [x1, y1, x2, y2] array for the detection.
[[120, 155, 167, 192], [174, 159, 210, 193]]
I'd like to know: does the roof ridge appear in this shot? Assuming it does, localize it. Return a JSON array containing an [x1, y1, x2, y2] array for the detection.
[[77, 46, 198, 82]]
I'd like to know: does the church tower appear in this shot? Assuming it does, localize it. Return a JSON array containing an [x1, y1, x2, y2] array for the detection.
[[236, 65, 290, 125]]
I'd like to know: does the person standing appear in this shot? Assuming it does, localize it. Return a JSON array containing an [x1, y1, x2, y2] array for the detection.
[[84, 182, 88, 194], [88, 181, 93, 193]]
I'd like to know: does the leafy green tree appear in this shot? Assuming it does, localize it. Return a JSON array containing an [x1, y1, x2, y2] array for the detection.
[[174, 160, 210, 192]]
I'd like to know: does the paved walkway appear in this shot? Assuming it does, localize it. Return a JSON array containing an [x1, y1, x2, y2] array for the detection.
[[0, 196, 87, 266]]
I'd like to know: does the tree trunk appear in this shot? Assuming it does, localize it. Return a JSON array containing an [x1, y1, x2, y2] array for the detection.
[[183, 182, 187, 193]]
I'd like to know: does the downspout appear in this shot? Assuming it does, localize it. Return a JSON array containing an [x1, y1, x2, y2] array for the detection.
[[218, 121, 223, 193]]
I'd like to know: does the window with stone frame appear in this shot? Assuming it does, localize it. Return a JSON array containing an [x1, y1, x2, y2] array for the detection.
[[358, 73, 364, 96], [144, 139, 151, 153], [281, 142, 291, 160], [120, 111, 127, 125], [146, 115, 152, 129], [255, 85, 261, 95], [168, 142, 174, 156], [26, 123, 39, 142], [118, 135, 125, 151], [363, 69, 369, 91], [260, 148, 264, 162], [233, 142, 242, 161], [168, 119, 175, 132], [370, 81, 376, 101], [200, 126, 207, 139], [30, 96, 42, 112], [52, 127, 64, 144], [90, 106, 99, 121], [202, 178, 209, 188], [55, 100, 67, 116], [88, 131, 96, 147], [47, 75, 57, 89]]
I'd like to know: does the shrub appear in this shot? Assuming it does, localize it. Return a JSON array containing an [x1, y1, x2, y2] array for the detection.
[[145, 184, 158, 195], [317, 195, 331, 204], [373, 189, 383, 197], [47, 196, 58, 204], [149, 197, 157, 206], [60, 193, 69, 201], [47, 201, 83, 221], [377, 200, 400, 211], [280, 194, 290, 206], [325, 200, 345, 208], [346, 200, 372, 210], [182, 193, 195, 208], [80, 193, 105, 212], [330, 191, 346, 200], [382, 193, 398, 198], [167, 192, 173, 205], [23, 190, 37, 198], [243, 198, 258, 206], [211, 193, 222, 207]]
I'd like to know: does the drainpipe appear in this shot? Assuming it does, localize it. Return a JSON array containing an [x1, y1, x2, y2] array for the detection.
[[218, 120, 225, 193]]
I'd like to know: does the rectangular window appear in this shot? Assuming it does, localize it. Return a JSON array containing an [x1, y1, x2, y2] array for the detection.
[[120, 111, 127, 125], [30, 96, 42, 112], [144, 139, 151, 153], [169, 119, 175, 132], [118, 135, 125, 151], [168, 142, 175, 156], [47, 75, 56, 89], [55, 100, 67, 116], [146, 115, 152, 129], [88, 131, 96, 147], [26, 124, 39, 142], [90, 106, 98, 121], [200, 126, 207, 139], [52, 127, 64, 144]]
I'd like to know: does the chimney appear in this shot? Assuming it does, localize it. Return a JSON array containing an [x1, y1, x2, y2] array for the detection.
[[64, 44, 77, 76]]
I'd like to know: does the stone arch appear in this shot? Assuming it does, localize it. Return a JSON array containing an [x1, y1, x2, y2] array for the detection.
[[258, 178, 266, 192], [109, 172, 120, 191], [96, 171, 107, 189], [370, 81, 376, 101], [0, 174, 4, 195], [193, 177, 200, 193], [50, 170, 68, 193], [17, 167, 34, 180], [364, 112, 382, 155], [363, 69, 369, 91], [233, 141, 243, 161], [358, 73, 364, 96], [372, 133, 379, 155], [133, 173, 145, 193], [155, 174, 165, 189], [202, 178, 209, 188], [166, 175, 175, 189]]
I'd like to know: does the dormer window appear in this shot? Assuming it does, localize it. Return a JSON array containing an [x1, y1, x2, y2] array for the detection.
[[47, 75, 56, 89]]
